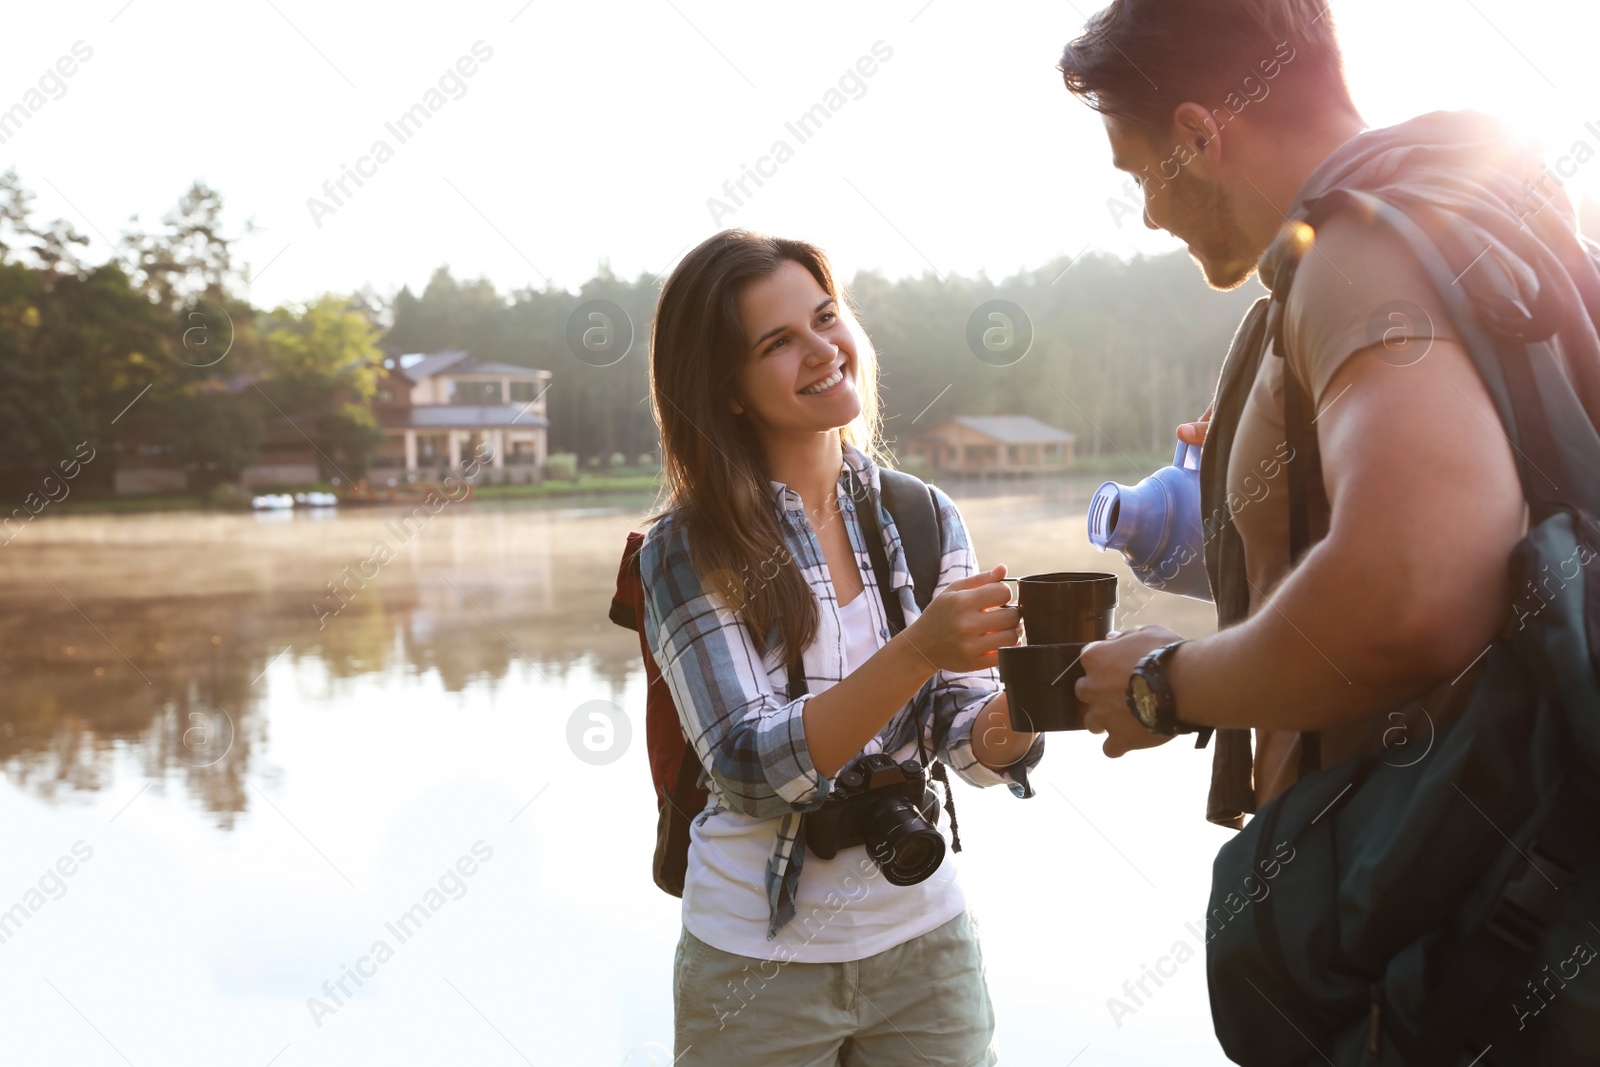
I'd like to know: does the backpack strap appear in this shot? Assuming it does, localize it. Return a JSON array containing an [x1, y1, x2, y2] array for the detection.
[[608, 531, 647, 632], [1200, 297, 1275, 828], [1300, 189, 1600, 515], [1402, 776, 1599, 1066], [878, 468, 941, 613], [616, 531, 707, 897], [1263, 229, 1326, 780], [654, 721, 707, 896], [1281, 365, 1323, 779]]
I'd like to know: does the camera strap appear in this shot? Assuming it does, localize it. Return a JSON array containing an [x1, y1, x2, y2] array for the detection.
[[848, 468, 963, 853], [849, 470, 922, 769]]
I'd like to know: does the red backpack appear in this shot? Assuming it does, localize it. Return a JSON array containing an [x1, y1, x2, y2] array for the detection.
[[608, 469, 944, 897]]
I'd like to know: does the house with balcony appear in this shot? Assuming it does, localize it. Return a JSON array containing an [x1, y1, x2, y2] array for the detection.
[[367, 351, 552, 484], [904, 415, 1075, 475]]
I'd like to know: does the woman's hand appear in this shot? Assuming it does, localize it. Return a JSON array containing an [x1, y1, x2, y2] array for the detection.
[[901, 564, 1021, 674]]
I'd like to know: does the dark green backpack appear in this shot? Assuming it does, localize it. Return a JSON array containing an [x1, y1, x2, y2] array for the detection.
[[1206, 190, 1600, 1066]]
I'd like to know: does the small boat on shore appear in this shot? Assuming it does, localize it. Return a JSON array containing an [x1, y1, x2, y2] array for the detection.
[[251, 491, 340, 510]]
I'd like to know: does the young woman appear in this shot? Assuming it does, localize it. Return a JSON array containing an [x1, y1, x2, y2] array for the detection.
[[640, 230, 1042, 1065]]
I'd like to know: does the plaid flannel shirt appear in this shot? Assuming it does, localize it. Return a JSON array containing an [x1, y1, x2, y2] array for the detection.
[[639, 442, 1043, 937]]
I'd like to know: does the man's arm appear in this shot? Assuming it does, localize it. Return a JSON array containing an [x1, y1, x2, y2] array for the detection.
[[1079, 335, 1525, 753]]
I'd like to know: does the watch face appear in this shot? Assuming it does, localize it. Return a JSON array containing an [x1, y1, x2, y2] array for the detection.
[[1130, 675, 1159, 728]]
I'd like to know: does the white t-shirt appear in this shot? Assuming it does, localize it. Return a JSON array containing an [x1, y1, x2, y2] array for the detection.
[[681, 591, 967, 963]]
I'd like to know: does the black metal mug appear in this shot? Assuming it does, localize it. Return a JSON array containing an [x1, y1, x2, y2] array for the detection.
[[1004, 571, 1117, 645], [999, 642, 1090, 731]]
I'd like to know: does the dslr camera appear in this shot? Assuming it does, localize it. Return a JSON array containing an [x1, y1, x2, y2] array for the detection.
[[804, 753, 946, 886]]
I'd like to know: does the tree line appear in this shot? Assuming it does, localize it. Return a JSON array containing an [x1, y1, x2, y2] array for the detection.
[[0, 170, 388, 500], [385, 251, 1262, 469], [4, 171, 1595, 502]]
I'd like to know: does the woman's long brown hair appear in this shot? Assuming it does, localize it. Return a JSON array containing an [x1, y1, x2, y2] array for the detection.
[[647, 230, 886, 668]]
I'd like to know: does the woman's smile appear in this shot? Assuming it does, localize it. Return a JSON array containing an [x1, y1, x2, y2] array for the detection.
[[799, 365, 846, 396]]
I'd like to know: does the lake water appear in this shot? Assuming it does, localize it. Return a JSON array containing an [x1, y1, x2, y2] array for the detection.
[[1, 480, 1240, 1066]]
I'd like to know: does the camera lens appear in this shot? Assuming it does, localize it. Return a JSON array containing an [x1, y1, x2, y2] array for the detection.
[[863, 795, 945, 886]]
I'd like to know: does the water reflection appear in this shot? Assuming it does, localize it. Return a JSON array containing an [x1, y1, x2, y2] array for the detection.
[[0, 481, 1213, 825], [0, 497, 656, 824], [0, 479, 1229, 1064]]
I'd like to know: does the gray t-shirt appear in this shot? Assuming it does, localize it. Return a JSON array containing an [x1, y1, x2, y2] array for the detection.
[[1227, 213, 1459, 807]]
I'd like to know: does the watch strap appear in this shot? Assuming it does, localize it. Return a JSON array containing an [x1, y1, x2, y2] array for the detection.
[[1134, 640, 1196, 736]]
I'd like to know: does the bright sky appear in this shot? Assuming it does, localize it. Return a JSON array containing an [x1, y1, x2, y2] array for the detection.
[[5, 0, 1598, 310]]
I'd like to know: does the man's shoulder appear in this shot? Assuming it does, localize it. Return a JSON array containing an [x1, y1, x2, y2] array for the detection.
[[1288, 211, 1454, 314], [1283, 212, 1459, 404]]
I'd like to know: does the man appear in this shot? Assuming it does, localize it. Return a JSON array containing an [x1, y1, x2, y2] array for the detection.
[[1058, 0, 1600, 822]]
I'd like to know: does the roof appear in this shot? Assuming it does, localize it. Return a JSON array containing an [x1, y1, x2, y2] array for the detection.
[[393, 404, 550, 430], [451, 360, 549, 378], [389, 352, 548, 382], [395, 350, 472, 381], [923, 415, 1077, 444]]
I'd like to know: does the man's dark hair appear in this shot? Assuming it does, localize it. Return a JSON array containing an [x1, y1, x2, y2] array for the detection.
[[1059, 0, 1359, 137]]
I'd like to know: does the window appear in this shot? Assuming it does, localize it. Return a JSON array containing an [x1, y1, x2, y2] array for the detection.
[[448, 380, 501, 404], [418, 434, 447, 464]]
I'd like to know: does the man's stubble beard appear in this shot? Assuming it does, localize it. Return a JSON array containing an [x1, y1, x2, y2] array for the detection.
[[1169, 167, 1261, 291]]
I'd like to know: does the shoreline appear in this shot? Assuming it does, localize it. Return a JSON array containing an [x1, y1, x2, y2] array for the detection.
[[28, 455, 1172, 519]]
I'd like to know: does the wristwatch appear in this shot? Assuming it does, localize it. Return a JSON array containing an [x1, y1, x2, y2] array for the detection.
[[1127, 640, 1196, 736]]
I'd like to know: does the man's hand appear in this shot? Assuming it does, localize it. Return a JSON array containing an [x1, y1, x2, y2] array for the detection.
[[1076, 625, 1182, 758], [1177, 404, 1214, 448]]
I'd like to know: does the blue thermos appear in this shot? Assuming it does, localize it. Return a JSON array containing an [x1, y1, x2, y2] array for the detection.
[[1086, 441, 1213, 601]]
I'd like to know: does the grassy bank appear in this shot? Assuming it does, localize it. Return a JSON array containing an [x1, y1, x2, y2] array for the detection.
[[52, 494, 211, 516], [896, 452, 1174, 484], [38, 473, 664, 516], [470, 474, 662, 500]]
